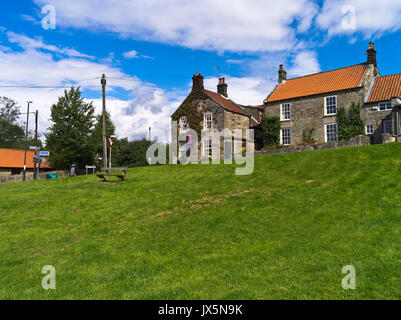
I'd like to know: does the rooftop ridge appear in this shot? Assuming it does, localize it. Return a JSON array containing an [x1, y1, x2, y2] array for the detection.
[[374, 72, 401, 79], [284, 62, 367, 82]]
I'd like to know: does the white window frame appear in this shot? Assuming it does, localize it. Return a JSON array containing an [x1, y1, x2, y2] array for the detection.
[[383, 119, 393, 134], [204, 112, 212, 130], [325, 123, 338, 142], [365, 124, 374, 135], [280, 128, 291, 146], [324, 96, 337, 116], [179, 116, 187, 133], [280, 103, 291, 121], [202, 139, 212, 157], [378, 102, 392, 111]]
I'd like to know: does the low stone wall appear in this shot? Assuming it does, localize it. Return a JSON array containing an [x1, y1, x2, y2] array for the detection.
[[0, 170, 70, 184], [255, 135, 372, 156]]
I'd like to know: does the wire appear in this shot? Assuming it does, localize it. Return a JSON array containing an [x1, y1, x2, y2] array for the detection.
[[0, 85, 101, 88]]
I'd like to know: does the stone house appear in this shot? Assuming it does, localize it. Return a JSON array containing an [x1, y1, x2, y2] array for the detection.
[[263, 42, 396, 146], [363, 73, 401, 143], [171, 73, 263, 160]]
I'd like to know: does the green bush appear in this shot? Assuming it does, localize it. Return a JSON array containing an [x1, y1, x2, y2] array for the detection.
[[338, 102, 365, 141], [262, 116, 280, 147]]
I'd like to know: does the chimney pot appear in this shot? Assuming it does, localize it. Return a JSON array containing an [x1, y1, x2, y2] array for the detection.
[[217, 77, 228, 97], [192, 72, 204, 91], [367, 42, 377, 67], [278, 64, 287, 84]]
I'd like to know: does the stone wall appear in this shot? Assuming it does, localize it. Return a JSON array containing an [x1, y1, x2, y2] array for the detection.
[[0, 170, 70, 184], [255, 135, 372, 156], [224, 110, 250, 133]]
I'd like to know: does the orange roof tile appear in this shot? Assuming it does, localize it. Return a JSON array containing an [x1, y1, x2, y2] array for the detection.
[[267, 63, 368, 103], [204, 90, 250, 116], [367, 73, 401, 103], [0, 148, 50, 169]]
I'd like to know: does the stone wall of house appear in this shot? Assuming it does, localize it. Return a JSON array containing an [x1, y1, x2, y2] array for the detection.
[[224, 110, 250, 131], [196, 99, 225, 132], [265, 88, 366, 145], [362, 103, 393, 143], [264, 64, 377, 146], [363, 98, 401, 143]]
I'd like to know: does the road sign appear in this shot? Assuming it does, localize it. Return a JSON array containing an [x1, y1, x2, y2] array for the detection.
[[29, 146, 40, 151], [108, 137, 116, 147], [39, 151, 50, 157]]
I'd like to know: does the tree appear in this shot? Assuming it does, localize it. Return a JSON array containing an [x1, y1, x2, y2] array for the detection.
[[113, 138, 153, 168], [0, 97, 25, 148], [262, 116, 281, 147], [45, 87, 95, 170], [338, 102, 364, 141], [90, 111, 115, 165]]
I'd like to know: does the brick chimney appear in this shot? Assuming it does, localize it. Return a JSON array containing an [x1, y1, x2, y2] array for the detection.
[[192, 72, 204, 91], [278, 64, 287, 84], [217, 77, 228, 97], [367, 42, 377, 67]]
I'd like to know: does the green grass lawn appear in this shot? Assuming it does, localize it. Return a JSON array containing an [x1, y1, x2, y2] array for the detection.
[[1, 143, 401, 299]]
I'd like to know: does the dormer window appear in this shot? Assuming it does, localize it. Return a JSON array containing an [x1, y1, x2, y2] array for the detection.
[[204, 112, 212, 130], [325, 96, 337, 115], [179, 116, 187, 133]]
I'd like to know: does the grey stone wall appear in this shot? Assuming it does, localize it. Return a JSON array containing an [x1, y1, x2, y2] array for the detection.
[[265, 88, 366, 144], [0, 170, 69, 184], [255, 135, 371, 156]]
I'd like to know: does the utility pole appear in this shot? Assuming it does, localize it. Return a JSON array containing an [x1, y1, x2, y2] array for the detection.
[[23, 101, 33, 181], [101, 74, 107, 170], [33, 110, 39, 180]]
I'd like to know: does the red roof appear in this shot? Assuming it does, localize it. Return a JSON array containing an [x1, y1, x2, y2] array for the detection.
[[250, 117, 260, 127], [367, 73, 401, 103], [0, 148, 50, 169], [244, 105, 264, 110], [267, 63, 368, 103], [204, 90, 250, 116]]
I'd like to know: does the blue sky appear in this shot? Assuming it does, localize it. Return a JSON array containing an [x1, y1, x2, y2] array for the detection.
[[1, 0, 401, 141]]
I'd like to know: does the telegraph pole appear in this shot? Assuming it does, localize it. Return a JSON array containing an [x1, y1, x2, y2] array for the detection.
[[33, 110, 39, 179], [23, 101, 33, 181], [101, 74, 107, 170]]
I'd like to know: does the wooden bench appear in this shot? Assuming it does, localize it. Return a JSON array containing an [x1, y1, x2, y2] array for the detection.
[[97, 167, 128, 181]]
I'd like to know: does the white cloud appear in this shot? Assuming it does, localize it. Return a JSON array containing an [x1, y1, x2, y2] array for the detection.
[[0, 32, 182, 142], [317, 0, 401, 38], [204, 76, 273, 106], [7, 31, 94, 59], [123, 50, 138, 59], [288, 51, 320, 77], [33, 0, 318, 52]]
